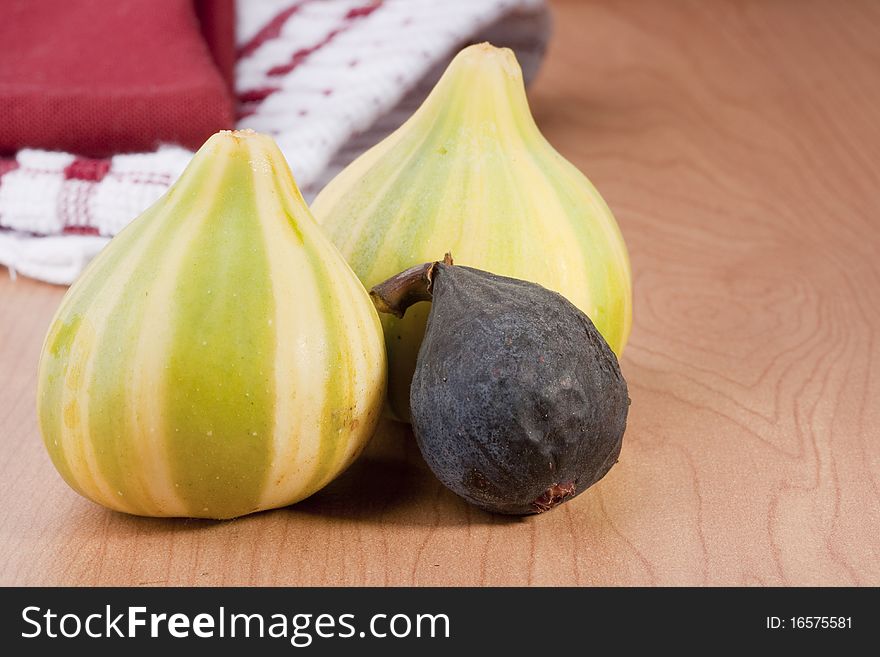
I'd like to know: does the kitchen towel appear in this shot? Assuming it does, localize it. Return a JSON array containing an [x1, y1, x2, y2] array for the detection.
[[0, 0, 550, 285]]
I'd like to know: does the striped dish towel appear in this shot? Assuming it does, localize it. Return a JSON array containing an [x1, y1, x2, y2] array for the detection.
[[0, 0, 550, 285]]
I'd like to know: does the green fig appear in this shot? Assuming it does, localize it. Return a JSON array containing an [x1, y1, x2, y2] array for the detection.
[[313, 43, 632, 421], [37, 130, 387, 519]]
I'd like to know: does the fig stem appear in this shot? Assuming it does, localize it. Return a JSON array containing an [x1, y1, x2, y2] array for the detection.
[[370, 253, 453, 318]]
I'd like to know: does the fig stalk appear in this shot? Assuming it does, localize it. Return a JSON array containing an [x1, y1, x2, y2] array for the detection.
[[369, 253, 453, 318]]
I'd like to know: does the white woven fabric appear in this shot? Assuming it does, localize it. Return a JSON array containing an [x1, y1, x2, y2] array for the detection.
[[0, 0, 550, 285]]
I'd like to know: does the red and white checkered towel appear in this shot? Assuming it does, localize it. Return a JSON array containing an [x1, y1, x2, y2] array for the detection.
[[0, 0, 550, 285]]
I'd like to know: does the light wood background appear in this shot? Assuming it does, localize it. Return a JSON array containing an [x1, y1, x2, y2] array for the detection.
[[2, 0, 879, 586]]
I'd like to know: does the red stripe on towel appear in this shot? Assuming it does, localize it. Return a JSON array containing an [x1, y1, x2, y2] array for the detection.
[[238, 87, 280, 103], [62, 225, 100, 236], [266, 1, 383, 77], [236, 0, 383, 119], [0, 159, 19, 179], [237, 0, 313, 60], [63, 157, 111, 182], [59, 157, 111, 231]]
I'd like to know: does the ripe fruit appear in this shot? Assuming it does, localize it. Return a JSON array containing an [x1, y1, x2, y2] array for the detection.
[[313, 42, 632, 421], [371, 257, 630, 515], [36, 130, 387, 519]]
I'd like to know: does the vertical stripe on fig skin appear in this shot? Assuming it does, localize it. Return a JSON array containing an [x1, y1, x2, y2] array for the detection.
[[312, 78, 469, 423], [444, 43, 630, 350], [301, 250, 363, 494], [493, 46, 631, 351], [57, 318, 120, 506], [163, 141, 276, 519], [345, 113, 466, 422], [260, 130, 387, 506], [361, 70, 536, 400], [465, 45, 630, 354], [37, 313, 85, 496], [493, 134, 597, 313], [84, 148, 230, 516], [324, 258, 387, 477], [37, 155, 215, 512], [123, 141, 240, 518], [327, 225, 388, 486], [520, 135, 632, 354], [271, 145, 386, 497], [315, 84, 456, 279], [446, 45, 597, 327], [246, 136, 331, 510], [270, 153, 356, 498], [329, 43, 518, 281], [364, 75, 474, 282]]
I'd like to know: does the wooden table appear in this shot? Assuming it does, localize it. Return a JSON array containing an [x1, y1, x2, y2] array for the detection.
[[2, 0, 878, 586]]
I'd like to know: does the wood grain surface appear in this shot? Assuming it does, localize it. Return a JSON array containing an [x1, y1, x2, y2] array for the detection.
[[2, 0, 879, 586]]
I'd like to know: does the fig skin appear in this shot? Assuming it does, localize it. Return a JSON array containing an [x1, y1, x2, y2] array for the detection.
[[373, 259, 630, 515]]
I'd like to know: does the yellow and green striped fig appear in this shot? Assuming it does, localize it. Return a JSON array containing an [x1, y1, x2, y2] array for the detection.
[[312, 43, 632, 422], [36, 130, 387, 519]]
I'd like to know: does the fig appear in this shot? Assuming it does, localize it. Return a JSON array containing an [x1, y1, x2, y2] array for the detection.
[[36, 130, 387, 519], [313, 42, 632, 421], [371, 256, 629, 515]]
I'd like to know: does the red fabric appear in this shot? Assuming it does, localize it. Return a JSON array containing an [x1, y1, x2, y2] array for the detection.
[[0, 0, 235, 157], [195, 0, 236, 93]]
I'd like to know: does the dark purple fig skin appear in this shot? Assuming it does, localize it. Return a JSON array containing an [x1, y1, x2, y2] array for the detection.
[[408, 263, 629, 515]]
